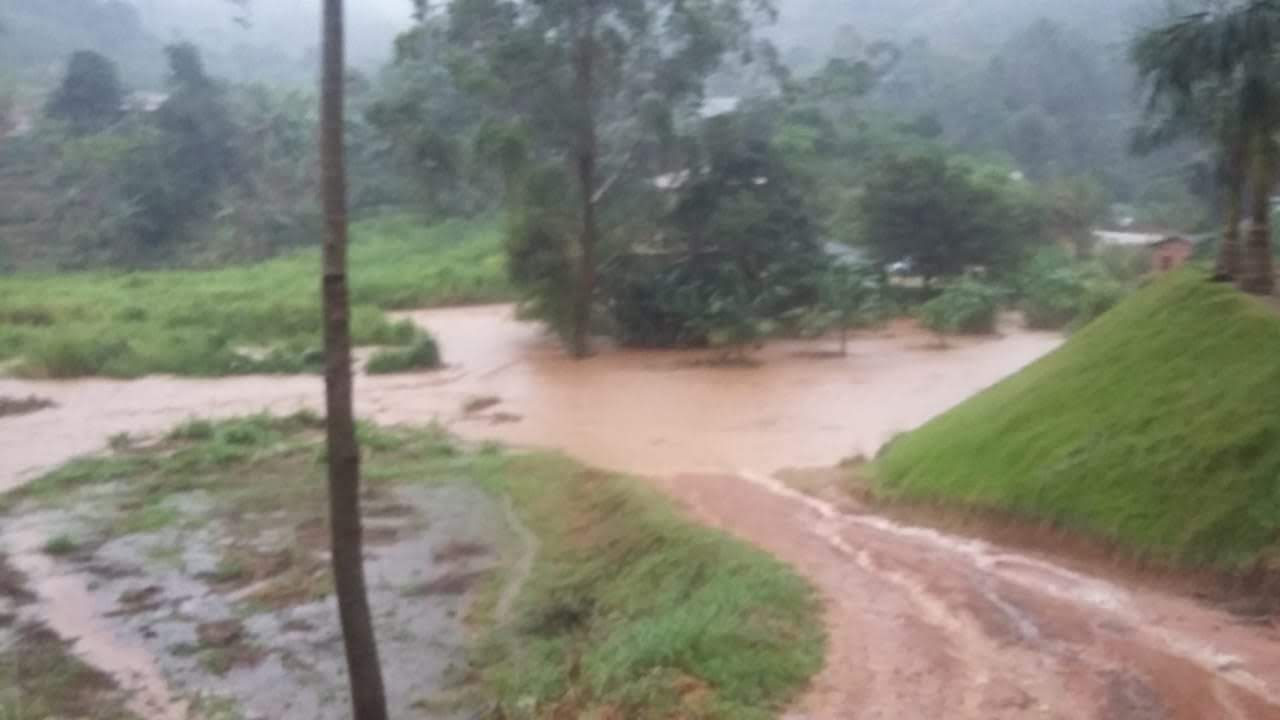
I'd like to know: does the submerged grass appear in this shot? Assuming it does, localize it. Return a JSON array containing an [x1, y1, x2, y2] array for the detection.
[[875, 271, 1280, 571], [0, 215, 510, 378], [4, 415, 823, 719], [365, 333, 443, 375]]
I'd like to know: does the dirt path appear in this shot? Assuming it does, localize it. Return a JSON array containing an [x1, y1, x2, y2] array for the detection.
[[656, 472, 1280, 719], [3, 305, 1278, 718]]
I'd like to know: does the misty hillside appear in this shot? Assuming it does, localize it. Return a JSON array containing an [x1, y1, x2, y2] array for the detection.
[[0, 0, 414, 88], [2, 0, 1172, 90], [132, 0, 413, 69], [776, 0, 1158, 57]]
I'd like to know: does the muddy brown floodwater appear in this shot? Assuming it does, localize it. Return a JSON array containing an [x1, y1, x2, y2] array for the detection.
[[2, 304, 1278, 719]]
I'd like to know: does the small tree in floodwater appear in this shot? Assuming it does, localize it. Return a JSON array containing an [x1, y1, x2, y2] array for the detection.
[[318, 0, 389, 718], [819, 265, 871, 357]]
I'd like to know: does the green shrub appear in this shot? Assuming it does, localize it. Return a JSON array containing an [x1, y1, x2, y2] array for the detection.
[[1019, 249, 1132, 330], [18, 331, 139, 378], [366, 333, 442, 375], [919, 278, 1004, 335]]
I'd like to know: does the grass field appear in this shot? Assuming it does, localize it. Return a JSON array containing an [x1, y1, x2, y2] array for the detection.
[[5, 416, 823, 719], [0, 215, 511, 378], [875, 271, 1280, 571]]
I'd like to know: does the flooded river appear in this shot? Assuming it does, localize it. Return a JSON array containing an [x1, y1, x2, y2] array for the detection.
[[0, 304, 1060, 490], [4, 305, 1279, 719]]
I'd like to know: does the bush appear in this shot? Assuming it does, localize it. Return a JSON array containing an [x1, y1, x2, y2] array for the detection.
[[18, 331, 139, 378], [366, 333, 442, 375], [919, 278, 1005, 335], [1019, 249, 1132, 330], [1021, 268, 1085, 330]]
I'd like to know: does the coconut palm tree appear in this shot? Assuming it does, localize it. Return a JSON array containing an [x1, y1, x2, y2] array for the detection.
[[1131, 76, 1246, 280], [1131, 0, 1280, 295], [319, 0, 390, 717]]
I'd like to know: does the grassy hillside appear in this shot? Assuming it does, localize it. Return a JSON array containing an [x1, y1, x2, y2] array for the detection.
[[875, 271, 1280, 571], [0, 216, 510, 378]]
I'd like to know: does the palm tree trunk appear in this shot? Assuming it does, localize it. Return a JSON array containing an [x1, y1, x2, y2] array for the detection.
[[1215, 165, 1244, 281], [1241, 136, 1276, 295], [570, 10, 598, 359], [320, 2, 389, 718]]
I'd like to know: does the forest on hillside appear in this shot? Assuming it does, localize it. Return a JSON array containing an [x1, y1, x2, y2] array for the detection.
[[0, 0, 1230, 358]]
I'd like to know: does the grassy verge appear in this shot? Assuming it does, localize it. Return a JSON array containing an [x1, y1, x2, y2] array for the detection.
[[5, 416, 823, 719], [875, 270, 1280, 572], [0, 215, 510, 378]]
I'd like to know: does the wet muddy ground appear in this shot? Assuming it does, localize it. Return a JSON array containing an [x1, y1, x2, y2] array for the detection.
[[2, 305, 1278, 719], [2, 476, 510, 719]]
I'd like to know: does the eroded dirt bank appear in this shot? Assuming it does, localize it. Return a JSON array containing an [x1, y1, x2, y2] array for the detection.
[[3, 304, 1277, 719]]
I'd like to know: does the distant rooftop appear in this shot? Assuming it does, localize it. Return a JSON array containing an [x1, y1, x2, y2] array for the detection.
[[699, 96, 740, 119]]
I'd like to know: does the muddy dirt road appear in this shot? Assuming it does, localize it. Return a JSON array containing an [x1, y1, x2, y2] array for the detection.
[[3, 305, 1278, 719]]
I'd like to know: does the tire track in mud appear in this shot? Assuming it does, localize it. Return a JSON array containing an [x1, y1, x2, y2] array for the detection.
[[655, 471, 1280, 720]]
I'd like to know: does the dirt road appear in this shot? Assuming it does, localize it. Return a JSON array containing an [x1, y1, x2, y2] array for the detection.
[[659, 472, 1280, 719], [3, 305, 1278, 718]]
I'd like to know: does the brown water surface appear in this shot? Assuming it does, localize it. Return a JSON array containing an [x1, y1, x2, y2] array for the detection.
[[0, 304, 1061, 490]]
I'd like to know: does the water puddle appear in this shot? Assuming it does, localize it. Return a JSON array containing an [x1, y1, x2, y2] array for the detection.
[[3, 519, 187, 720], [1, 484, 514, 720]]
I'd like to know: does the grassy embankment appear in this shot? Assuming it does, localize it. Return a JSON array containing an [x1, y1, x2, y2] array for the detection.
[[875, 271, 1280, 572], [0, 215, 510, 378], [2, 416, 823, 719]]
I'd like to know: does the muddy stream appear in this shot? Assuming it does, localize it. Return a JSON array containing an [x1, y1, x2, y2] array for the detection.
[[1, 304, 1277, 719]]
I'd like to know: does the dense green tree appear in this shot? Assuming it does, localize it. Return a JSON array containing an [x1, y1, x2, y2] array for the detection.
[[45, 51, 125, 134], [670, 113, 822, 303], [143, 43, 238, 247], [435, 0, 774, 356], [363, 22, 498, 215], [600, 111, 825, 347], [859, 151, 1042, 285], [213, 85, 320, 259]]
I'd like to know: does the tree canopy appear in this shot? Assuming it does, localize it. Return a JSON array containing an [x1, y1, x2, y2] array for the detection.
[[859, 151, 1043, 283], [45, 50, 125, 135]]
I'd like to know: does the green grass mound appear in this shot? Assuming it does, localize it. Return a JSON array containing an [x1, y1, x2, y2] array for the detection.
[[876, 271, 1280, 571], [0, 216, 509, 378]]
